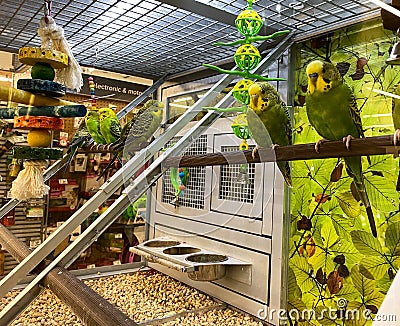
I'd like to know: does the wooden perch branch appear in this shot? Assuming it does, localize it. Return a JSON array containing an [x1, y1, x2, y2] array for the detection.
[[162, 135, 399, 168]]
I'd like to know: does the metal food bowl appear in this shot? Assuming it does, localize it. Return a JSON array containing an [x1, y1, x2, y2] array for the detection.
[[186, 254, 228, 281], [163, 247, 201, 255], [143, 240, 181, 247]]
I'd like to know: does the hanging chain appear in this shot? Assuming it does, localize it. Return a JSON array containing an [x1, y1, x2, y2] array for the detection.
[[44, 0, 52, 24]]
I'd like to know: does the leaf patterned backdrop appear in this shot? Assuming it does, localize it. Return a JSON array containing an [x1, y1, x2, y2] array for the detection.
[[289, 18, 400, 325]]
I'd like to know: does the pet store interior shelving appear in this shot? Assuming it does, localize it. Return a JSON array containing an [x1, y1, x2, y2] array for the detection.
[[1, 0, 400, 326]]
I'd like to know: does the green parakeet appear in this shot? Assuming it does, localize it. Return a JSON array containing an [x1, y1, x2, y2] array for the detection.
[[85, 110, 107, 145], [247, 81, 292, 186], [392, 83, 400, 191], [305, 60, 377, 237], [99, 107, 121, 144], [97, 100, 164, 179], [119, 99, 164, 154]]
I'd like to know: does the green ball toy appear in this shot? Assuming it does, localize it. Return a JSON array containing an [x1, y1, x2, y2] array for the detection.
[[234, 44, 261, 71], [31, 62, 55, 81], [232, 79, 254, 105], [235, 8, 263, 37]]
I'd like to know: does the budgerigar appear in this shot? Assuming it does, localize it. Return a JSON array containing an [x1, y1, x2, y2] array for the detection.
[[305, 60, 377, 237], [97, 100, 164, 179], [99, 107, 121, 144], [85, 110, 107, 145], [392, 83, 400, 191], [247, 81, 292, 186], [120, 100, 164, 153]]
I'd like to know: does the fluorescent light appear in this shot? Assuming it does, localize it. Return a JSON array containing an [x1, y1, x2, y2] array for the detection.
[[364, 124, 394, 128], [0, 76, 12, 82], [363, 113, 392, 118], [372, 88, 400, 100], [368, 0, 400, 18], [169, 103, 191, 109]]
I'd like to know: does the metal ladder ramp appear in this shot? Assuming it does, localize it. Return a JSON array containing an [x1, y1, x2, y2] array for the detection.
[[0, 33, 294, 323]]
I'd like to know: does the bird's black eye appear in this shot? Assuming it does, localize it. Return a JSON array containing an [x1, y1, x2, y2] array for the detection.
[[262, 97, 269, 102], [323, 78, 331, 83], [153, 108, 158, 112]]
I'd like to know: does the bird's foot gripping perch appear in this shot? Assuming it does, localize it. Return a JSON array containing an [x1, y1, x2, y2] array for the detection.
[[251, 146, 260, 160], [314, 138, 328, 153], [252, 144, 280, 160], [342, 135, 355, 150], [394, 129, 400, 146]]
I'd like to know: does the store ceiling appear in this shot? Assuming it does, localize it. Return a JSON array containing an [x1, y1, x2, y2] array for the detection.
[[0, 0, 382, 81]]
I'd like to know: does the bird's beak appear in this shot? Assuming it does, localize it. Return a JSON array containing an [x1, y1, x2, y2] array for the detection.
[[250, 94, 258, 107], [307, 73, 318, 95]]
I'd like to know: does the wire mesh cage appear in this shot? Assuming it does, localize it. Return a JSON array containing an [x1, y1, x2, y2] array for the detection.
[[218, 145, 255, 203], [161, 135, 207, 209]]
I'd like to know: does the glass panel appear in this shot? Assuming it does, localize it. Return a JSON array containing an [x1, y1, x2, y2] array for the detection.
[[289, 18, 398, 325]]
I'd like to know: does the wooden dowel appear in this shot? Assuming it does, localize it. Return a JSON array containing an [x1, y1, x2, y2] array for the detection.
[[162, 135, 398, 168], [0, 105, 87, 118], [0, 86, 77, 106]]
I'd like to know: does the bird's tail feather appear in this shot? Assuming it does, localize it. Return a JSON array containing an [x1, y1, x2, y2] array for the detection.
[[353, 178, 377, 237], [96, 152, 119, 180], [277, 161, 292, 187], [64, 146, 77, 175]]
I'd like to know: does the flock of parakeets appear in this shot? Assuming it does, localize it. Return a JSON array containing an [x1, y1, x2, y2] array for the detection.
[[245, 59, 400, 239], [66, 99, 164, 176]]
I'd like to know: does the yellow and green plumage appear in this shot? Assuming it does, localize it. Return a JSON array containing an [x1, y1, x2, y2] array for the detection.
[[247, 81, 292, 186], [85, 110, 107, 145], [97, 100, 164, 179], [121, 99, 164, 155], [305, 60, 377, 237], [99, 107, 122, 144]]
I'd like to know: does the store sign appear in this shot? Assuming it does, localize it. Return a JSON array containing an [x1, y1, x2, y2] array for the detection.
[[80, 74, 148, 102]]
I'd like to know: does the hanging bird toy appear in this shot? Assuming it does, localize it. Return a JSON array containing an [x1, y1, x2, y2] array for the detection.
[[202, 0, 289, 175], [8, 0, 85, 200]]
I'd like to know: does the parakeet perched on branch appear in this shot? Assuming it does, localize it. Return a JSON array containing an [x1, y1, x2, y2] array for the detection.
[[99, 107, 121, 144], [305, 60, 377, 237], [99, 108, 121, 144], [97, 100, 164, 179], [85, 110, 107, 145], [247, 81, 292, 186], [391, 83, 400, 191]]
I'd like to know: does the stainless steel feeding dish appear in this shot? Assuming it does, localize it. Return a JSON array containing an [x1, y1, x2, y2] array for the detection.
[[163, 247, 201, 255], [185, 254, 229, 281], [186, 254, 228, 263], [130, 238, 250, 282], [143, 240, 181, 247]]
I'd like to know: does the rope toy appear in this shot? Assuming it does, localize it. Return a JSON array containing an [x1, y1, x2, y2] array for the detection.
[[9, 160, 50, 200], [37, 5, 83, 91]]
